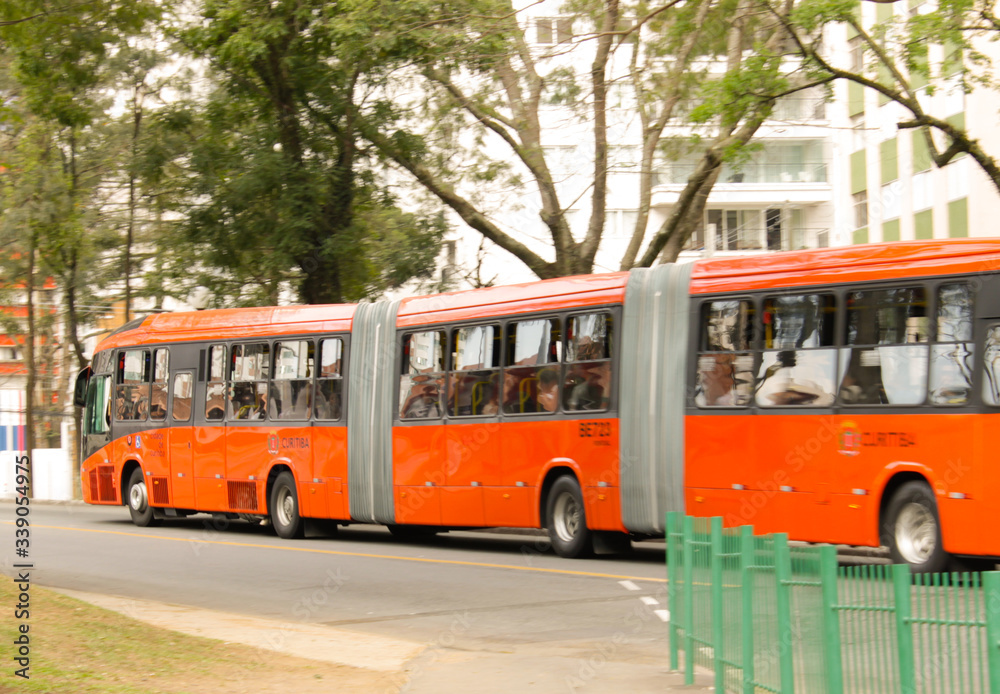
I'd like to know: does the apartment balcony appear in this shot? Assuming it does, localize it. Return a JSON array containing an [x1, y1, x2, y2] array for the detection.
[[652, 161, 832, 207]]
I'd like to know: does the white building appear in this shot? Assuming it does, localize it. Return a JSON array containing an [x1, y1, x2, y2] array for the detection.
[[431, 0, 1000, 290]]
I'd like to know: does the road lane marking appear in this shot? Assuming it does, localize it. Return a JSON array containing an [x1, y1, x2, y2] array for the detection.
[[11, 522, 667, 583], [655, 609, 670, 622], [618, 580, 641, 591], [640, 596, 659, 606]]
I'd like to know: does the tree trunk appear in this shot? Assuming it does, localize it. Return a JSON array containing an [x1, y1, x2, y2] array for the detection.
[[23, 233, 36, 498]]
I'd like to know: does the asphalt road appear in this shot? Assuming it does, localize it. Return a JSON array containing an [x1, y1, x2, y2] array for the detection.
[[1, 500, 688, 692]]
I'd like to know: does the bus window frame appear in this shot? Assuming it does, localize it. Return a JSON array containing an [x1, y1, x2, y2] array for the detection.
[[563, 310, 614, 414], [694, 296, 758, 409], [838, 283, 930, 408], [447, 322, 501, 419]]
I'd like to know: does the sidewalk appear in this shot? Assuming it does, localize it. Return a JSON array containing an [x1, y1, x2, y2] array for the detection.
[[56, 588, 714, 693]]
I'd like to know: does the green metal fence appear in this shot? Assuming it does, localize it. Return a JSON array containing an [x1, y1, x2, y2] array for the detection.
[[666, 512, 1000, 693]]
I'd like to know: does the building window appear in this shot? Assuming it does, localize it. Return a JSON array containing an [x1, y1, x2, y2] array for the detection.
[[849, 36, 864, 72], [853, 191, 868, 229], [535, 17, 573, 45]]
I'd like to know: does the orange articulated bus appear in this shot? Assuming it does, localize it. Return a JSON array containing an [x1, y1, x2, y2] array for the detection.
[[75, 240, 1000, 571]]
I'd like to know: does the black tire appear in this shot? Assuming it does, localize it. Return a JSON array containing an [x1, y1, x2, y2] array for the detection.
[[884, 480, 948, 574], [126, 467, 160, 527], [269, 471, 304, 539], [546, 476, 593, 558]]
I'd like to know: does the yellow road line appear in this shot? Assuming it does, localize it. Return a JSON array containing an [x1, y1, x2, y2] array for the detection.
[[9, 521, 667, 583]]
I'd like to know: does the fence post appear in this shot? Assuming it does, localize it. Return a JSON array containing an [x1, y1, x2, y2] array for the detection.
[[683, 514, 695, 685], [711, 517, 726, 692], [774, 533, 795, 694], [667, 511, 680, 671], [819, 545, 843, 694], [741, 525, 755, 694], [984, 571, 1000, 694], [891, 563, 916, 694]]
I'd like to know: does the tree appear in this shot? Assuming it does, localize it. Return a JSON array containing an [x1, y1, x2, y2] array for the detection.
[[162, 0, 445, 306], [365, 0, 818, 277], [779, 0, 1000, 192]]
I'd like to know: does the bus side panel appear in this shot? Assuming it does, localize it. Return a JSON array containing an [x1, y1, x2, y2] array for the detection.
[[392, 425, 445, 525], [169, 426, 195, 508], [442, 421, 494, 526], [312, 424, 349, 520], [193, 425, 227, 511], [81, 446, 117, 505], [498, 418, 622, 531]]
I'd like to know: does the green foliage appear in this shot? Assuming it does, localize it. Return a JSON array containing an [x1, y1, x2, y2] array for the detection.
[[165, 0, 445, 305]]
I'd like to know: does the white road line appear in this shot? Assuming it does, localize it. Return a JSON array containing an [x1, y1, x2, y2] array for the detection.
[[640, 596, 659, 606], [618, 580, 641, 591], [654, 609, 671, 623]]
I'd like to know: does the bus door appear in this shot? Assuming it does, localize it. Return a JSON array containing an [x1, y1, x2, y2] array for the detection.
[[267, 340, 320, 518], [441, 324, 501, 527], [168, 372, 196, 509], [193, 344, 228, 512], [395, 330, 448, 526], [310, 338, 348, 519], [225, 343, 273, 516]]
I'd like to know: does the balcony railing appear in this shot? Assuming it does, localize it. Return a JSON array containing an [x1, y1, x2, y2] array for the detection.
[[684, 226, 831, 252], [655, 162, 829, 186]]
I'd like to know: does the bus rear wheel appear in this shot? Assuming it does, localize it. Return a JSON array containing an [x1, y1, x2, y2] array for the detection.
[[126, 468, 160, 527], [546, 476, 593, 558], [885, 480, 948, 574], [270, 472, 304, 539]]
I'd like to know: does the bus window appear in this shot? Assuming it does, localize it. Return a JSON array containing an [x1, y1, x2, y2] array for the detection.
[[272, 340, 314, 420], [205, 345, 226, 421], [930, 283, 974, 405], [449, 325, 500, 417], [172, 373, 193, 422], [399, 331, 446, 419], [756, 295, 836, 407], [229, 343, 270, 420], [985, 326, 1000, 405], [150, 349, 169, 421], [839, 287, 928, 405], [564, 313, 612, 412], [695, 300, 754, 407], [86, 375, 111, 435], [316, 338, 343, 420], [115, 349, 150, 421], [503, 318, 561, 415]]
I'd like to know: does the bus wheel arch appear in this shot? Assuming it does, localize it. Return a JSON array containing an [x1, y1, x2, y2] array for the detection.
[[124, 463, 160, 527], [541, 468, 593, 559], [880, 473, 947, 573], [267, 466, 304, 539]]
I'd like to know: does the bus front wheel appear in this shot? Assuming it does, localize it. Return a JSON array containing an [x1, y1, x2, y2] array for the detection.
[[546, 476, 593, 558], [884, 480, 948, 573], [270, 472, 304, 539], [126, 468, 159, 527]]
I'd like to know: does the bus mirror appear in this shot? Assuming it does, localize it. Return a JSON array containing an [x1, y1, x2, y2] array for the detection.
[[73, 366, 93, 408]]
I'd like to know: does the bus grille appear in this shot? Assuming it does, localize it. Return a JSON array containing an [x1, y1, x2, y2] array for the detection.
[[151, 477, 169, 505], [96, 465, 116, 502], [227, 481, 258, 511]]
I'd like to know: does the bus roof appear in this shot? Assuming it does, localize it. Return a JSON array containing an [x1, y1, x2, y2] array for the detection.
[[95, 240, 1000, 352], [396, 272, 629, 327], [689, 239, 1000, 294], [95, 303, 357, 352]]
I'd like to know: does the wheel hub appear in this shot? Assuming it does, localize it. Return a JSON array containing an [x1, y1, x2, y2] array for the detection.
[[553, 491, 581, 542], [896, 502, 937, 564], [129, 480, 148, 513], [276, 487, 294, 527]]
